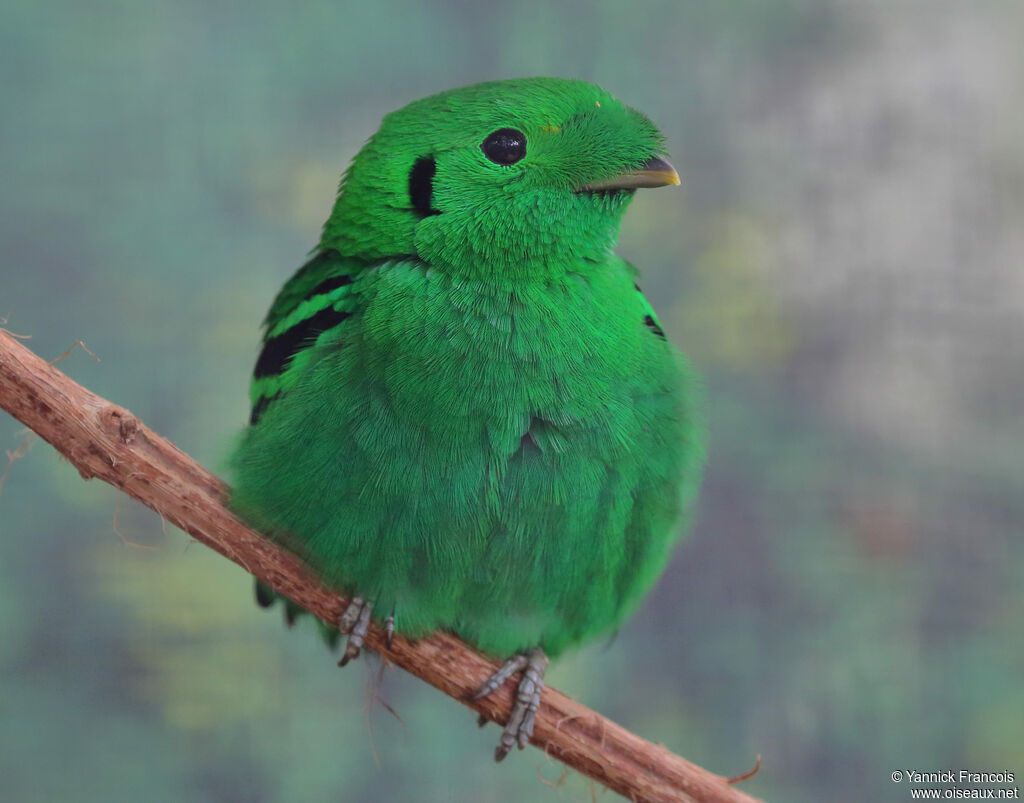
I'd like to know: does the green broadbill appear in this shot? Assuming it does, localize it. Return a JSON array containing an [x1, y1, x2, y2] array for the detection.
[[230, 77, 705, 760]]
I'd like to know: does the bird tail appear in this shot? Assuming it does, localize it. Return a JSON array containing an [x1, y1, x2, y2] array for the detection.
[[254, 580, 341, 649]]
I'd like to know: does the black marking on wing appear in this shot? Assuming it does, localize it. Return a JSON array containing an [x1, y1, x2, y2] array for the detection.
[[264, 249, 342, 327], [409, 156, 441, 217], [308, 273, 352, 297], [249, 391, 281, 425], [644, 314, 666, 339], [253, 306, 351, 379]]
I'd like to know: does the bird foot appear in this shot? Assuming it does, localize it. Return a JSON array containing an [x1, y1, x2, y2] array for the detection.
[[337, 596, 372, 666], [470, 647, 548, 761]]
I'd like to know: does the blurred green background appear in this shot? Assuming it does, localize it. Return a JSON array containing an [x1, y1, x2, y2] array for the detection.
[[2, 2, 1023, 801]]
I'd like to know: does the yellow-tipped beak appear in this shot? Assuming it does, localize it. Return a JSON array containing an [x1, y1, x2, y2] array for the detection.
[[576, 156, 680, 192]]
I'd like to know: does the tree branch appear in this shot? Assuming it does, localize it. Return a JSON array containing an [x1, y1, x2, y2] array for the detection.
[[0, 328, 763, 803]]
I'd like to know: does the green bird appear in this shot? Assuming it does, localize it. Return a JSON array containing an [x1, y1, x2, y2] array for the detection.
[[230, 77, 705, 760]]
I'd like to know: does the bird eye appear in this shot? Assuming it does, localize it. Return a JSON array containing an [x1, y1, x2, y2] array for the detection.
[[481, 128, 527, 165]]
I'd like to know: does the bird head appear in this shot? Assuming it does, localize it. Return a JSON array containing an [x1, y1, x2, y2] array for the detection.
[[320, 77, 679, 281]]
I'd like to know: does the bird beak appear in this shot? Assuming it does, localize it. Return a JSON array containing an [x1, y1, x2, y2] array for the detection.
[[575, 156, 681, 192]]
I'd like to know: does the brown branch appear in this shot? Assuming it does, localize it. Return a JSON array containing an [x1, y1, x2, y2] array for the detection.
[[0, 328, 764, 803]]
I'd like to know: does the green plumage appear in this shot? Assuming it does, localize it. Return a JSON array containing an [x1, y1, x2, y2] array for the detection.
[[230, 77, 704, 662]]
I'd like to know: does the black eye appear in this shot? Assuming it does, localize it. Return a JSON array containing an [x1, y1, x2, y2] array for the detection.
[[481, 128, 527, 165]]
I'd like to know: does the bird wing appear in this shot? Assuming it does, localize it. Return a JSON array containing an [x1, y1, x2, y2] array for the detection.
[[622, 259, 668, 340], [248, 248, 365, 424]]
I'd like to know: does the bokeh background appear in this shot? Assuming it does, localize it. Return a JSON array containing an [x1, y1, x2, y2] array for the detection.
[[2, 2, 1022, 801]]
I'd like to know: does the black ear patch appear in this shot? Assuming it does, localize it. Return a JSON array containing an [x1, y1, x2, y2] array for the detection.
[[409, 156, 441, 217]]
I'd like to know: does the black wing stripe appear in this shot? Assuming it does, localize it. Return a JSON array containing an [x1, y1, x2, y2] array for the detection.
[[308, 274, 352, 298], [644, 314, 666, 339], [253, 305, 351, 379], [249, 391, 281, 425]]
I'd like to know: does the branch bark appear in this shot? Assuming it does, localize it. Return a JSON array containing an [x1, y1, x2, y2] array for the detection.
[[0, 328, 763, 803]]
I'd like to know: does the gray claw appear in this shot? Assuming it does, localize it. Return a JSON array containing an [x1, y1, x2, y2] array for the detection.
[[385, 611, 395, 649], [470, 648, 548, 761], [337, 597, 372, 667], [338, 596, 364, 633], [469, 654, 528, 702]]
